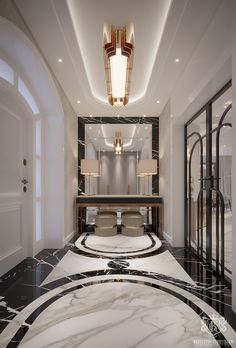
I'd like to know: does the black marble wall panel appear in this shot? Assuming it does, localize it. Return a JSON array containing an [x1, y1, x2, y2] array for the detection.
[[78, 116, 159, 195]]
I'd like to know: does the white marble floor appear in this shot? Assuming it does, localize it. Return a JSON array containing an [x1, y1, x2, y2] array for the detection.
[[75, 232, 161, 257], [1, 233, 235, 348], [19, 282, 219, 348], [41, 250, 195, 286]]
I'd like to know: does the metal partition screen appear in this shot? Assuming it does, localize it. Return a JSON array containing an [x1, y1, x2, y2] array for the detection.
[[185, 81, 232, 281]]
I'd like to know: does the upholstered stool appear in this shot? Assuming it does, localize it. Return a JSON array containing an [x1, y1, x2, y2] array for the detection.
[[122, 212, 143, 228], [94, 226, 117, 237], [121, 211, 144, 236], [122, 226, 144, 237], [95, 212, 117, 236]]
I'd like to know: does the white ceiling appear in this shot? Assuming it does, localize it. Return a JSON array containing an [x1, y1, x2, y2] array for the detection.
[[15, 0, 222, 117]]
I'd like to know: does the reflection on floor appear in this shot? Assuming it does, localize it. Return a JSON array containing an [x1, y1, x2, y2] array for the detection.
[[192, 211, 232, 277], [0, 232, 236, 347]]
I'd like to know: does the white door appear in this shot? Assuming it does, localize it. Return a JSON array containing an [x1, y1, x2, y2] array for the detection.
[[0, 94, 33, 276]]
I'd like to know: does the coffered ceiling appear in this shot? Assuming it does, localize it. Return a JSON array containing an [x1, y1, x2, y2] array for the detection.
[[15, 0, 222, 117]]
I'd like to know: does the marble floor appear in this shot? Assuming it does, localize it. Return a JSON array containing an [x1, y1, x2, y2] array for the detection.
[[0, 232, 236, 348]]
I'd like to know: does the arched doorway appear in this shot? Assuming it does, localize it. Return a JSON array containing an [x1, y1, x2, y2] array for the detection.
[[0, 17, 65, 275]]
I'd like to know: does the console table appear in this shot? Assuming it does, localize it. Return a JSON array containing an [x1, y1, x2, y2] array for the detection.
[[76, 195, 163, 236]]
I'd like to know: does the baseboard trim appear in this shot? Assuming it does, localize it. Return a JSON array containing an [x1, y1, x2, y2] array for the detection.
[[163, 231, 173, 245], [0, 246, 24, 277], [63, 230, 76, 245]]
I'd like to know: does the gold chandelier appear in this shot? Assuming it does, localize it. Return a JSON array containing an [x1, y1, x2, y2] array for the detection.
[[103, 23, 134, 107], [114, 131, 123, 154]]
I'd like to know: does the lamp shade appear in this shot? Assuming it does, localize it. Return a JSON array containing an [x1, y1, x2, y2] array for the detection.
[[137, 159, 157, 176], [81, 159, 99, 176]]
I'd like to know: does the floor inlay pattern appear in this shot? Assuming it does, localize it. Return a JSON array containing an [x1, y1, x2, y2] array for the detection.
[[75, 232, 162, 257], [0, 233, 236, 348]]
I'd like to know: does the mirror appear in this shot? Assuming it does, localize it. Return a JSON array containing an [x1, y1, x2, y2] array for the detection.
[[85, 123, 152, 195]]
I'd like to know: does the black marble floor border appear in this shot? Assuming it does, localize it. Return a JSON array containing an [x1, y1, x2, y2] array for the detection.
[[1, 234, 235, 341], [7, 277, 232, 348], [80, 232, 157, 255]]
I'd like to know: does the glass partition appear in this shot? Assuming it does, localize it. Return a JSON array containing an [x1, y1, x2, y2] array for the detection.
[[185, 82, 232, 280]]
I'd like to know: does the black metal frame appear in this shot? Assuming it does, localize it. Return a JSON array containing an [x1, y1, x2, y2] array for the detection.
[[184, 80, 232, 281]]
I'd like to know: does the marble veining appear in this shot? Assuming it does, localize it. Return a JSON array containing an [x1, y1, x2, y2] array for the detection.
[[1, 274, 236, 348], [18, 282, 221, 348], [41, 249, 195, 286], [78, 116, 159, 195], [1, 231, 236, 347], [75, 232, 162, 257]]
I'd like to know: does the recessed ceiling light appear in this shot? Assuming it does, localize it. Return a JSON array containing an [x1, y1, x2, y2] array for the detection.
[[224, 105, 227, 109], [89, 114, 93, 117], [156, 100, 160, 104], [175, 58, 180, 63], [58, 58, 63, 63], [77, 100, 81, 104], [143, 114, 146, 118]]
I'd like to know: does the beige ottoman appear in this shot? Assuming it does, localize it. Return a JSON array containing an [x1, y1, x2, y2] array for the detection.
[[121, 211, 144, 236], [122, 226, 144, 237], [94, 226, 117, 237], [95, 212, 117, 236]]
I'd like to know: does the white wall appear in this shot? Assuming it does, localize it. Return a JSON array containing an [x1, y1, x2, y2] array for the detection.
[[98, 152, 137, 194], [58, 84, 78, 245], [159, 102, 185, 246], [159, 101, 172, 243], [231, 3, 236, 313]]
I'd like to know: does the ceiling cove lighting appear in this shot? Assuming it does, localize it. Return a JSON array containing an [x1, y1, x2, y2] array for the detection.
[[103, 23, 134, 107], [114, 131, 123, 155]]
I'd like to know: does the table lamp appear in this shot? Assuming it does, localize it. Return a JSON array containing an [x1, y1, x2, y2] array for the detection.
[[137, 159, 157, 195], [81, 159, 99, 195]]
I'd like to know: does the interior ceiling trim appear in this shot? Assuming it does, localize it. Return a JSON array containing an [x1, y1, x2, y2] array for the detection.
[[66, 0, 172, 105], [101, 124, 137, 148]]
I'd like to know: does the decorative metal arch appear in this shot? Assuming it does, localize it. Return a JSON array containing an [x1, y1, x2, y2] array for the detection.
[[187, 132, 203, 251]]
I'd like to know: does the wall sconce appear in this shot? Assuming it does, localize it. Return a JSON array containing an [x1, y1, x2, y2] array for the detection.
[[103, 22, 134, 107], [81, 159, 100, 195]]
